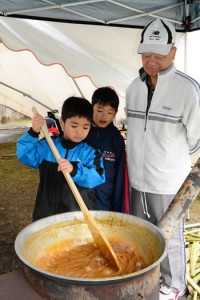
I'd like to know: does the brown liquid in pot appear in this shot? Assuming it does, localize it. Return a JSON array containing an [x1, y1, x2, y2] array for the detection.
[[35, 238, 147, 278]]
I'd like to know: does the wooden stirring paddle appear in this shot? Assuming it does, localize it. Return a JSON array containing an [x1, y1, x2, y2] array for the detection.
[[32, 107, 120, 271]]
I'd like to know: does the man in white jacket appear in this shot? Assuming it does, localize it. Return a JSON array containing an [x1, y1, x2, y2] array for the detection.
[[126, 18, 200, 300]]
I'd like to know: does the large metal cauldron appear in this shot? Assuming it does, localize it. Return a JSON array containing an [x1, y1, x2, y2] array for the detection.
[[15, 211, 167, 300]]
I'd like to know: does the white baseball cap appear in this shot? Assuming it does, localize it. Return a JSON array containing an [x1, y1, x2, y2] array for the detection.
[[137, 18, 176, 55]]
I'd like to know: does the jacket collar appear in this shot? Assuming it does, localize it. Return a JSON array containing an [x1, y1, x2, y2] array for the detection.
[[92, 122, 115, 132], [59, 133, 80, 149]]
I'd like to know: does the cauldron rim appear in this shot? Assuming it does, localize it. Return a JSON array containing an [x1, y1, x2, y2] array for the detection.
[[15, 211, 168, 285]]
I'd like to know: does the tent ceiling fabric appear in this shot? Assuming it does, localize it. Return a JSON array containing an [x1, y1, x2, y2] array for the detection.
[[0, 17, 140, 118], [0, 0, 200, 32], [0, 1, 200, 120]]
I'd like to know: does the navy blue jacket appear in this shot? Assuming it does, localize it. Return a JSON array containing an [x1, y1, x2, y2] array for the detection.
[[86, 123, 129, 213]]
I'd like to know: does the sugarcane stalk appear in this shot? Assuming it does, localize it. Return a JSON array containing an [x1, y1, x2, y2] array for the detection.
[[186, 272, 200, 294], [187, 283, 194, 296], [185, 237, 200, 242], [193, 271, 200, 283], [186, 247, 191, 262], [193, 291, 197, 300], [184, 229, 200, 235], [190, 242, 200, 277]]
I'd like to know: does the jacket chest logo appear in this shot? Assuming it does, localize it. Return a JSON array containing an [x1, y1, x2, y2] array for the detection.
[[103, 151, 115, 161], [162, 106, 172, 110]]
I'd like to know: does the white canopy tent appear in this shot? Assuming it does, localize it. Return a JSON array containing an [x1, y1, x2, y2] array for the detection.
[[0, 17, 140, 120], [0, 1, 200, 121]]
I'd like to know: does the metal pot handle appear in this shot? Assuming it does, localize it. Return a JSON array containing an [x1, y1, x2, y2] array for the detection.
[[158, 157, 200, 240]]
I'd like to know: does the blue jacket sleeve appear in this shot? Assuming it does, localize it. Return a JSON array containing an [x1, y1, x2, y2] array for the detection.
[[16, 130, 48, 168], [72, 146, 105, 188]]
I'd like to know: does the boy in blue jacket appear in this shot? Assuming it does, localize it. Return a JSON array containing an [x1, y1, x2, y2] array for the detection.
[[16, 97, 105, 221], [86, 87, 129, 213]]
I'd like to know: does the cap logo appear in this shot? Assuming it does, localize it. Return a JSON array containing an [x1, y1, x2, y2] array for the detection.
[[152, 30, 160, 35], [148, 30, 161, 41]]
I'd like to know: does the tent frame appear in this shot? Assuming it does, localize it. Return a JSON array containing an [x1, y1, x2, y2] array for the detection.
[[1, 0, 200, 32]]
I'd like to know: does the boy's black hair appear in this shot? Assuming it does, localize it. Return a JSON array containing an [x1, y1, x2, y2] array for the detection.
[[61, 97, 93, 123], [92, 87, 119, 111]]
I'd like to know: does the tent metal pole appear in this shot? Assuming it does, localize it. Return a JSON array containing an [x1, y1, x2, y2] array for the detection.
[[184, 0, 190, 74], [72, 78, 84, 97], [184, 32, 189, 74], [0, 81, 54, 111]]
